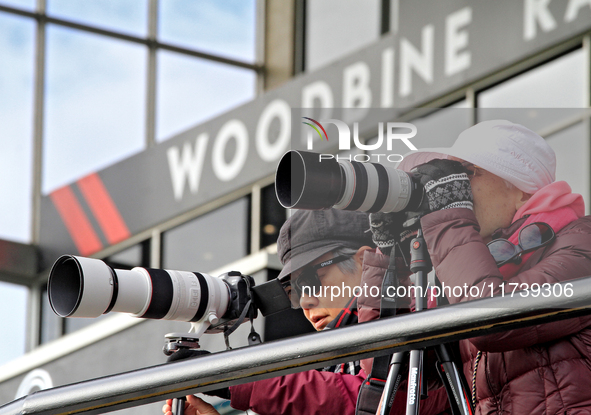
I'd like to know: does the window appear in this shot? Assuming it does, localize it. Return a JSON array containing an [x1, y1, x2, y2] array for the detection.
[[43, 25, 147, 193], [106, 241, 150, 269], [478, 49, 586, 108], [163, 198, 250, 273], [404, 104, 471, 152], [546, 123, 590, 213], [260, 184, 286, 248], [40, 284, 62, 344], [0, 12, 35, 242], [47, 0, 149, 36], [156, 51, 256, 142], [0, 0, 34, 10], [365, 104, 471, 163], [159, 0, 257, 63], [477, 49, 587, 131], [0, 282, 28, 365], [306, 0, 381, 71]]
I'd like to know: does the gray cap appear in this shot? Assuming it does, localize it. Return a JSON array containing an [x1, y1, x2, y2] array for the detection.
[[277, 209, 374, 280]]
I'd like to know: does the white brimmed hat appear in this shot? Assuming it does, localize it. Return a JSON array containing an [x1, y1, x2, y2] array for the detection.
[[400, 120, 556, 194]]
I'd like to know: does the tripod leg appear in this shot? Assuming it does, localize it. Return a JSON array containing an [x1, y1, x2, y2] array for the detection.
[[435, 344, 474, 415], [172, 397, 186, 415], [405, 349, 424, 415], [378, 351, 407, 415]]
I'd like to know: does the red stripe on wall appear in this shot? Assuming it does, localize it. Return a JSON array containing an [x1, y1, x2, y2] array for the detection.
[[50, 186, 103, 256], [77, 173, 131, 245]]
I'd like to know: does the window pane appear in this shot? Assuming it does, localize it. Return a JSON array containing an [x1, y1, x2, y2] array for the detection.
[[47, 0, 149, 37], [405, 104, 471, 151], [163, 198, 249, 272], [306, 0, 380, 71], [477, 50, 586, 129], [365, 105, 471, 162], [159, 0, 256, 63], [0, 0, 34, 10], [546, 123, 590, 214], [156, 50, 255, 141], [64, 312, 109, 334], [106, 241, 149, 268], [477, 108, 589, 140], [0, 282, 27, 365], [0, 13, 35, 242], [44, 26, 146, 193], [260, 184, 285, 248], [41, 285, 62, 344]]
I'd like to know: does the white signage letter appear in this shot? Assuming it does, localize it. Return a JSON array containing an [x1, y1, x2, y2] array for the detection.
[[212, 120, 249, 182], [445, 7, 472, 76], [302, 81, 334, 109], [524, 0, 557, 40], [342, 61, 372, 109], [256, 99, 291, 162], [399, 25, 434, 97], [565, 0, 591, 22], [381, 48, 395, 108], [167, 133, 209, 201]]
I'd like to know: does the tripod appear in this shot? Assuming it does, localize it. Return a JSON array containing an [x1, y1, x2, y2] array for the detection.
[[163, 333, 205, 415], [376, 228, 474, 415]]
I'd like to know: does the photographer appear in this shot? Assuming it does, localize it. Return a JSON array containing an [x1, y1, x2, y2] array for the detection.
[[360, 120, 591, 414], [164, 209, 375, 415]]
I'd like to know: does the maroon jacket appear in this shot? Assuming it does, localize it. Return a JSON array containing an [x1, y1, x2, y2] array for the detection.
[[360, 208, 591, 415], [229, 299, 366, 415], [422, 208, 591, 415]]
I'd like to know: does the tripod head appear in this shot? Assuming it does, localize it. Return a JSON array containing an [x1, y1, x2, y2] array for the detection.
[[163, 333, 202, 356]]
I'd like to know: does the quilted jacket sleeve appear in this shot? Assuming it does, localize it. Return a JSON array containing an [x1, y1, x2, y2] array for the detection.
[[420, 208, 591, 352], [230, 369, 366, 415]]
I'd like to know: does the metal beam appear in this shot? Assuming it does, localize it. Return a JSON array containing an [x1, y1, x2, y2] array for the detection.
[[0, 240, 39, 284], [2, 277, 591, 415]]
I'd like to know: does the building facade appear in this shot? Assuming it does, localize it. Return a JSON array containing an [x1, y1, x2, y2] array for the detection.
[[1, 1, 590, 413]]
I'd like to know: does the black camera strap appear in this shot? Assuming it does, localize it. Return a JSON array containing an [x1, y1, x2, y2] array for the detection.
[[356, 248, 400, 415], [223, 275, 262, 349]]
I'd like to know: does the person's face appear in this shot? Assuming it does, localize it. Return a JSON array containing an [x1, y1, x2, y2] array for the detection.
[[296, 247, 368, 331], [456, 159, 529, 242]]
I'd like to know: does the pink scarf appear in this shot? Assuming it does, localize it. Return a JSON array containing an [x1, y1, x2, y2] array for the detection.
[[498, 181, 585, 278]]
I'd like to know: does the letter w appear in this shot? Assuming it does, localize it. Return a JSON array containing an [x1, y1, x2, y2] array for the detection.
[[167, 133, 209, 201]]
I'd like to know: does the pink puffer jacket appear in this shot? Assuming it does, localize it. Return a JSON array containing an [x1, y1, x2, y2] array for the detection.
[[359, 208, 591, 415]]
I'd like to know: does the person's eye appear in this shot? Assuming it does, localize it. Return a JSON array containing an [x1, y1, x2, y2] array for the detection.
[[317, 271, 328, 281]]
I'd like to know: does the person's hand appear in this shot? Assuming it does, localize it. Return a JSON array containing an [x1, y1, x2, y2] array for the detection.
[[369, 211, 420, 256], [162, 395, 220, 415], [368, 211, 405, 254], [412, 159, 473, 212]]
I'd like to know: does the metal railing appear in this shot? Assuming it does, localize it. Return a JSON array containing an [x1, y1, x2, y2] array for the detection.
[[2, 277, 591, 415]]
